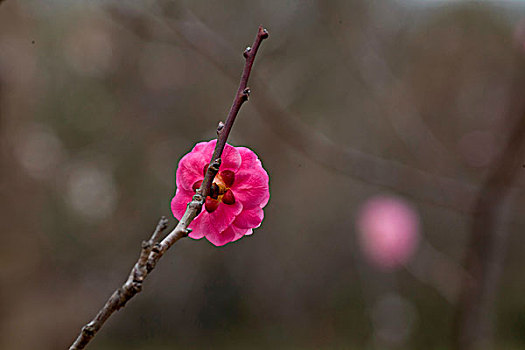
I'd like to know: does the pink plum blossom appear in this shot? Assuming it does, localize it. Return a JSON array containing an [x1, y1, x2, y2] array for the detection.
[[171, 140, 269, 246], [357, 196, 420, 270]]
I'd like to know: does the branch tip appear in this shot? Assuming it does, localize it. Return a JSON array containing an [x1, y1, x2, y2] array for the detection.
[[149, 217, 169, 244], [259, 27, 269, 39]]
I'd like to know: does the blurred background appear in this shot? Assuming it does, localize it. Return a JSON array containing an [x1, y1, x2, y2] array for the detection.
[[1, 0, 525, 349]]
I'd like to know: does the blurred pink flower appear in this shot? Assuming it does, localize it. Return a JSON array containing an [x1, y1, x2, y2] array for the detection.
[[357, 196, 420, 270], [171, 140, 269, 246]]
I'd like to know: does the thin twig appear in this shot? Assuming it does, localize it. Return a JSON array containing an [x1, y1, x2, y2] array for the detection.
[[453, 72, 525, 350], [68, 217, 169, 350], [199, 26, 268, 199], [68, 26, 268, 350]]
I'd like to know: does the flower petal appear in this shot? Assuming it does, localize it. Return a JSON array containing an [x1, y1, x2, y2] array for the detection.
[[206, 226, 236, 246], [237, 146, 260, 168], [188, 230, 206, 240], [209, 225, 253, 245], [175, 144, 209, 191], [171, 188, 194, 221], [233, 207, 264, 229], [232, 226, 253, 242], [232, 146, 269, 209], [231, 168, 269, 209], [189, 200, 243, 237]]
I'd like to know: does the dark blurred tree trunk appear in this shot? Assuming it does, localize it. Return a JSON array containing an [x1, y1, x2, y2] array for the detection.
[[454, 68, 525, 350]]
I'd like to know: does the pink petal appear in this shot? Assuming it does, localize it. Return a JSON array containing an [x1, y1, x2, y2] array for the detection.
[[175, 143, 209, 191], [171, 188, 194, 221], [206, 226, 236, 246], [233, 147, 269, 208], [232, 226, 253, 241], [209, 225, 253, 245], [191, 141, 209, 153], [237, 146, 260, 169], [188, 230, 206, 240], [189, 200, 242, 237], [231, 169, 269, 209], [233, 207, 264, 229]]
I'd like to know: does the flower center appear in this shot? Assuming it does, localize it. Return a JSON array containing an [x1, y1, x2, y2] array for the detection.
[[192, 166, 236, 213]]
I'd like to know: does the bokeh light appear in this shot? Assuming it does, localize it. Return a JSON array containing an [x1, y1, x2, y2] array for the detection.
[[63, 16, 116, 78], [371, 293, 418, 346], [11, 123, 65, 179], [357, 195, 420, 270], [64, 162, 117, 221]]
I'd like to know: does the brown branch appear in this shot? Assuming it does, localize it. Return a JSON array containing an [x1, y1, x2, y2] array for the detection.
[[199, 26, 268, 199], [453, 73, 525, 350], [68, 26, 268, 350]]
